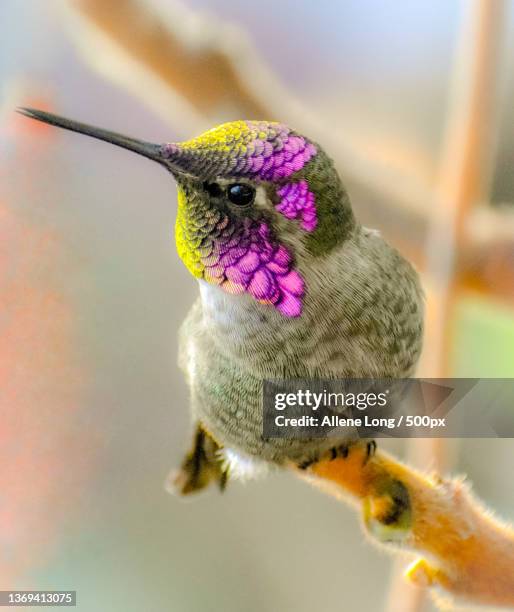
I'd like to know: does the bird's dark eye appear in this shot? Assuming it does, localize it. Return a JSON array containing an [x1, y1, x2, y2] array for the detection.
[[203, 181, 222, 198], [227, 183, 255, 207]]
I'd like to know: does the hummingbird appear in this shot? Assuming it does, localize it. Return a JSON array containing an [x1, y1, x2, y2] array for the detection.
[[18, 108, 424, 494]]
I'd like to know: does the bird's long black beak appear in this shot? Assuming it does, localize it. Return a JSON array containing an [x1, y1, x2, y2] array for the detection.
[[17, 107, 165, 166]]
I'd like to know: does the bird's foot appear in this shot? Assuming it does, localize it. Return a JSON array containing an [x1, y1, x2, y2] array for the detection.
[[295, 440, 412, 543], [363, 477, 412, 543], [330, 439, 377, 465], [297, 439, 377, 471], [166, 425, 228, 496]]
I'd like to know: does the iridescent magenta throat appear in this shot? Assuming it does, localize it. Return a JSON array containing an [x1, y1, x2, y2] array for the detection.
[[201, 219, 304, 318]]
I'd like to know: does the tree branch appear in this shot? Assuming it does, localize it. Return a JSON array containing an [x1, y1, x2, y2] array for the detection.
[[293, 446, 514, 608]]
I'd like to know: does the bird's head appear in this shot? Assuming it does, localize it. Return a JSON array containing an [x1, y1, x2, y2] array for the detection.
[[18, 110, 355, 317]]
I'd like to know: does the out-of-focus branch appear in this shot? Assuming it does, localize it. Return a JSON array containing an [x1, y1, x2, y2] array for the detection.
[[69, 0, 268, 120], [423, 0, 506, 376], [294, 446, 514, 609], [463, 206, 514, 301], [388, 3, 507, 610]]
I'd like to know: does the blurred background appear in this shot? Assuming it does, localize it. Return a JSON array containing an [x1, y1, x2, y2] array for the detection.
[[1, 1, 514, 610]]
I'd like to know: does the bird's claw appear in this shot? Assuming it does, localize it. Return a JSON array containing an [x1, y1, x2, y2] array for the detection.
[[363, 478, 412, 543], [297, 439, 377, 470], [167, 425, 228, 496]]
